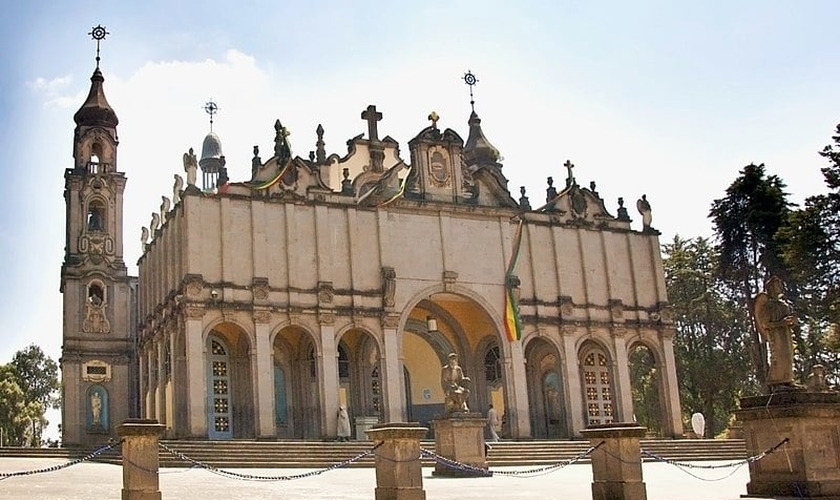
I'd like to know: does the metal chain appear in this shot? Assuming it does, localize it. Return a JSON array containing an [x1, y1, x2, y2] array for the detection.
[[157, 441, 380, 481], [491, 441, 604, 477], [0, 441, 122, 480]]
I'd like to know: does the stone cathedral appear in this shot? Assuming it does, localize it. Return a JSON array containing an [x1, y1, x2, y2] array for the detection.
[[61, 54, 682, 446]]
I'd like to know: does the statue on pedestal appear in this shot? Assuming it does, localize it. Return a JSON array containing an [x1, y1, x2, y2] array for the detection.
[[441, 353, 470, 413], [753, 276, 797, 389]]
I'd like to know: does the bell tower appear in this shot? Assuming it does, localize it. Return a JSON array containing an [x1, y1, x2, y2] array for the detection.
[[60, 25, 138, 446]]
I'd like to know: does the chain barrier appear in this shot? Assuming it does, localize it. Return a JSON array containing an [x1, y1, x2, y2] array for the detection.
[[0, 440, 122, 481], [419, 447, 493, 477], [157, 441, 381, 481], [624, 437, 790, 482], [491, 440, 604, 478]]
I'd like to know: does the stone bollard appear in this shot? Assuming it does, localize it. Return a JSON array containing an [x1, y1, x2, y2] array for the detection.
[[366, 422, 429, 500], [118, 418, 166, 500], [581, 423, 648, 500]]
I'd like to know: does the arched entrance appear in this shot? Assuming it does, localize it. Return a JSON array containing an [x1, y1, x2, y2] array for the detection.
[[401, 292, 505, 429], [337, 329, 382, 437], [579, 342, 616, 426], [629, 342, 663, 435], [525, 338, 568, 438], [273, 326, 321, 439], [205, 323, 254, 439]]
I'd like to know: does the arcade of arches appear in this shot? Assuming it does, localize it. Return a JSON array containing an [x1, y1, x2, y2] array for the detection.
[[63, 56, 683, 445]]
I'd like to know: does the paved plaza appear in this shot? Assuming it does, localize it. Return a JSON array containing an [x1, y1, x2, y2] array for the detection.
[[0, 456, 752, 500]]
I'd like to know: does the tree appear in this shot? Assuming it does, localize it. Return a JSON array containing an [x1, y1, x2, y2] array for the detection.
[[709, 164, 793, 388], [11, 344, 60, 410], [663, 236, 754, 437], [0, 345, 60, 446], [777, 124, 840, 383]]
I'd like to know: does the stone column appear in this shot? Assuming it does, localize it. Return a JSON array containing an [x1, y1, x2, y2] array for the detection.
[[581, 423, 648, 500], [505, 338, 530, 438], [184, 308, 207, 437], [736, 391, 840, 499], [366, 423, 428, 500], [659, 327, 684, 438], [381, 314, 404, 423], [612, 333, 634, 422], [119, 419, 166, 500], [562, 327, 585, 434], [253, 310, 275, 438], [319, 317, 339, 439]]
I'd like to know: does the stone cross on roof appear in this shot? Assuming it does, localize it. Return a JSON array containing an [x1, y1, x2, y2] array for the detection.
[[361, 104, 383, 142], [564, 159, 575, 186]]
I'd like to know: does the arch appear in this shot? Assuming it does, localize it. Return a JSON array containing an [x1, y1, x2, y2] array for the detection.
[[627, 340, 664, 435], [524, 336, 569, 438], [401, 289, 504, 429], [273, 325, 322, 439], [336, 328, 383, 434], [205, 324, 254, 439], [578, 341, 616, 426], [86, 199, 106, 232]]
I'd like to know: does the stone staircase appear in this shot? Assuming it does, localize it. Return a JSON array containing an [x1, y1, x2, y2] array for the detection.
[[2, 439, 747, 469]]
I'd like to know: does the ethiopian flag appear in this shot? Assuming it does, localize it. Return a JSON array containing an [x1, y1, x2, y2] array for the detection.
[[504, 220, 524, 341]]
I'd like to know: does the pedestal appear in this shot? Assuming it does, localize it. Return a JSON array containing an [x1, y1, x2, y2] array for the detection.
[[736, 391, 840, 499], [366, 422, 428, 500], [118, 419, 166, 500], [430, 413, 488, 477], [355, 416, 379, 441], [580, 423, 648, 500]]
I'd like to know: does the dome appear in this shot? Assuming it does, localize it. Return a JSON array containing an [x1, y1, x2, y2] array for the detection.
[[463, 111, 500, 166], [201, 132, 223, 161], [73, 67, 119, 129]]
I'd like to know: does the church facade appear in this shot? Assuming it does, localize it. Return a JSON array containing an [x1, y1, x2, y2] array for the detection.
[[62, 58, 682, 445]]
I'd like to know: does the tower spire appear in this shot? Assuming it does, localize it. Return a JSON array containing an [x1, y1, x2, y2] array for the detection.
[[88, 24, 109, 69], [463, 70, 478, 113]]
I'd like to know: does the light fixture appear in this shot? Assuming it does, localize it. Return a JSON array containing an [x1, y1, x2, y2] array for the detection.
[[210, 289, 219, 301], [426, 315, 438, 332]]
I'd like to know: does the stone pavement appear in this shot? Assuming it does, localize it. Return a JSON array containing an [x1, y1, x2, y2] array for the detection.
[[0, 457, 751, 500]]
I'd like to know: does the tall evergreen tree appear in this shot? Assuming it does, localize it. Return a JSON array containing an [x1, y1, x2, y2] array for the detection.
[[709, 164, 792, 387]]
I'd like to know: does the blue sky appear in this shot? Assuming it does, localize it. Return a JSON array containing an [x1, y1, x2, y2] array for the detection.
[[1, 2, 838, 434]]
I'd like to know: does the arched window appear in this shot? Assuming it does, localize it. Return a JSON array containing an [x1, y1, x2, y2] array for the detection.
[[338, 344, 350, 379], [87, 201, 105, 231], [89, 143, 102, 174], [484, 345, 502, 384], [581, 346, 615, 426]]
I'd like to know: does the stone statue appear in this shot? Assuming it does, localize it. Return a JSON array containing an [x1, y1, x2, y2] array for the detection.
[[381, 267, 396, 308], [636, 194, 652, 230], [150, 212, 160, 235], [173, 174, 183, 204], [183, 148, 198, 187], [90, 391, 102, 426], [753, 276, 797, 389], [806, 364, 830, 392], [160, 196, 171, 224], [441, 353, 470, 413], [141, 226, 149, 252]]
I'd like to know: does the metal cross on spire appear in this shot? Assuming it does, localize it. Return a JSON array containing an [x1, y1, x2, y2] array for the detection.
[[88, 24, 110, 68], [463, 70, 478, 113], [204, 100, 219, 132]]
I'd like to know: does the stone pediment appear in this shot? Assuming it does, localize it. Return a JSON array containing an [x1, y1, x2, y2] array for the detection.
[[530, 182, 628, 229]]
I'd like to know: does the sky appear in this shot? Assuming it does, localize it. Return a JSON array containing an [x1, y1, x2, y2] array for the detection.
[[1, 1, 838, 437]]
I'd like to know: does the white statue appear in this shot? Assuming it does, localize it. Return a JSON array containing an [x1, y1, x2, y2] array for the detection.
[[141, 226, 149, 253], [183, 148, 198, 187], [150, 212, 160, 235], [160, 196, 171, 224], [173, 174, 184, 204]]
